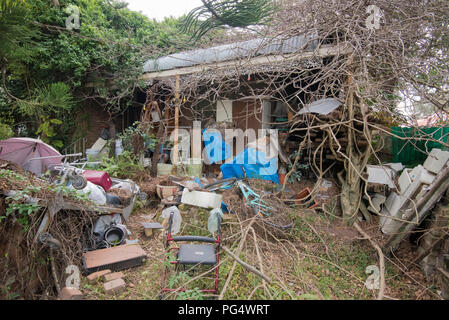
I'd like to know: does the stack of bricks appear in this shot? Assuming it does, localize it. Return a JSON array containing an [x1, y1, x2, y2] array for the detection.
[[86, 269, 127, 295]]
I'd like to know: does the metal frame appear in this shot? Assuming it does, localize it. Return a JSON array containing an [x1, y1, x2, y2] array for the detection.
[[161, 212, 221, 296]]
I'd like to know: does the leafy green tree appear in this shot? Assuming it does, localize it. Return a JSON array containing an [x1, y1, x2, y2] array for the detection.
[[0, 0, 39, 94], [1, 0, 199, 148]]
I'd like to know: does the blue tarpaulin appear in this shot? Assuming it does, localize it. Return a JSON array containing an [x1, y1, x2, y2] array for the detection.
[[220, 148, 279, 183], [203, 129, 231, 164]]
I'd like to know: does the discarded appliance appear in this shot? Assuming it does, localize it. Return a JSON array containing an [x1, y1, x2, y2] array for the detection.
[[181, 189, 223, 209], [70, 180, 107, 205], [423, 148, 449, 174], [366, 193, 386, 213], [82, 244, 147, 274], [92, 214, 130, 248], [0, 137, 63, 176]]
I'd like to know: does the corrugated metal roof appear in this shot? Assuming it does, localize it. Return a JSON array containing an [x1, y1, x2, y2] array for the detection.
[[143, 34, 318, 73]]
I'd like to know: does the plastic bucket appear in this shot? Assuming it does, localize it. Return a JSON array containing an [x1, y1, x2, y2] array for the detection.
[[157, 163, 173, 176]]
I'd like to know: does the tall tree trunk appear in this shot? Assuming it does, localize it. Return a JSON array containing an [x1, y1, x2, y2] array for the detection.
[[339, 66, 371, 225]]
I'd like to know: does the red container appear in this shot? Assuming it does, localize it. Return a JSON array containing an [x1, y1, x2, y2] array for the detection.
[[82, 170, 113, 192]]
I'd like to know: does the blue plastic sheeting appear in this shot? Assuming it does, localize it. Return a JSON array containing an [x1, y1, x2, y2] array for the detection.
[[220, 148, 279, 183], [203, 129, 232, 164]]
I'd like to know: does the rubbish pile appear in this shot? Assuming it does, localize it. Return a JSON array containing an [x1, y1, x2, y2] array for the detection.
[[0, 138, 150, 298], [364, 148, 449, 252]]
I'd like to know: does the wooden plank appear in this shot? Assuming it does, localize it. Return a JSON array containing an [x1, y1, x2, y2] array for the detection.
[[83, 244, 146, 270]]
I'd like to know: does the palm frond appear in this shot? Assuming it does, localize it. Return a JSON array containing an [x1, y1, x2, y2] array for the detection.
[[181, 0, 275, 41]]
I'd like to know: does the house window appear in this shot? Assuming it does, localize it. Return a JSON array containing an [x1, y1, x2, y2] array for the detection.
[[216, 100, 233, 123]]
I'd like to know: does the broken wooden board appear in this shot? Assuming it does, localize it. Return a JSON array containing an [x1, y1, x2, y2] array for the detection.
[[82, 244, 147, 275]]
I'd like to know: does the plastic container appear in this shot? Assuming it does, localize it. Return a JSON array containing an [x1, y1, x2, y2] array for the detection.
[[115, 139, 123, 157], [175, 159, 202, 177], [278, 174, 287, 185], [156, 184, 180, 199], [185, 158, 202, 177], [157, 163, 173, 176], [86, 148, 100, 161], [82, 170, 113, 192]]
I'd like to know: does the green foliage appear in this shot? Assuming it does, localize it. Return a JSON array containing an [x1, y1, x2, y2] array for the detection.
[[2, 185, 42, 231], [17, 82, 75, 117], [0, 0, 39, 74], [15, 81, 75, 148], [99, 150, 144, 179], [287, 150, 310, 183], [46, 184, 91, 203], [118, 121, 157, 155], [0, 121, 13, 139], [176, 288, 204, 300], [167, 271, 204, 300], [0, 168, 26, 181], [1, 0, 199, 151], [182, 0, 275, 40]]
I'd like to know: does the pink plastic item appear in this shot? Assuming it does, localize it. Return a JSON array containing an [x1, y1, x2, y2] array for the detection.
[[82, 170, 113, 191]]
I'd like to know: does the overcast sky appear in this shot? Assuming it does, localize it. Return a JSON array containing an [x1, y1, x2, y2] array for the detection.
[[124, 0, 204, 21]]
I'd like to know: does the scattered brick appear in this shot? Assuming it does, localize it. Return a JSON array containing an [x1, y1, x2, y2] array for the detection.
[[104, 272, 124, 282], [86, 269, 111, 283], [104, 278, 126, 294]]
